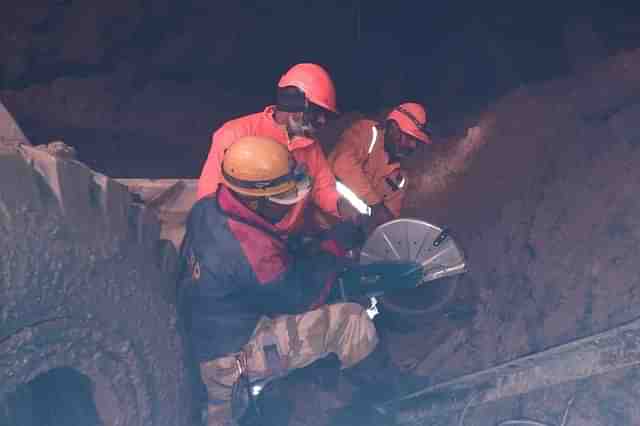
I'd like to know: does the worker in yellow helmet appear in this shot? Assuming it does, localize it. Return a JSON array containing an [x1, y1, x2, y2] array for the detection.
[[179, 136, 426, 426]]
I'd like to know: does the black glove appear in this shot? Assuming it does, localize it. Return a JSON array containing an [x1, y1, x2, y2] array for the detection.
[[321, 220, 367, 250], [286, 221, 366, 257], [337, 261, 425, 299]]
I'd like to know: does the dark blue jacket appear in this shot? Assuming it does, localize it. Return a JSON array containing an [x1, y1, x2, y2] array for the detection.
[[178, 187, 338, 362]]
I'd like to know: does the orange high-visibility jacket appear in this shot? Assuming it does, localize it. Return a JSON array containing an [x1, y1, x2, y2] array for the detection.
[[329, 119, 407, 217], [197, 106, 340, 233]]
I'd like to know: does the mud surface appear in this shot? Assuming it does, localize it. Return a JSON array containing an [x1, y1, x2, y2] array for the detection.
[[385, 49, 640, 424], [398, 365, 640, 426], [3, 30, 640, 426], [271, 48, 640, 426], [0, 144, 195, 425]]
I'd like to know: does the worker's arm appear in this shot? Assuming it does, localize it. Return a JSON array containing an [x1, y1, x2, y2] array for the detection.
[[252, 251, 347, 316], [257, 257, 426, 311], [197, 126, 237, 199], [339, 261, 424, 298], [331, 123, 383, 206], [382, 169, 408, 217], [181, 198, 343, 316], [306, 143, 340, 217]]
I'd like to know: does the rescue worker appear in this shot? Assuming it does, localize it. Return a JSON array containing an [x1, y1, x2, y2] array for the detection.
[[179, 136, 425, 426], [197, 62, 359, 234], [316, 102, 431, 232]]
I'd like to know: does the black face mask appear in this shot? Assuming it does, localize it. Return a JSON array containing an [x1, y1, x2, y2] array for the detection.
[[302, 102, 332, 130], [386, 142, 415, 162], [277, 86, 334, 132]]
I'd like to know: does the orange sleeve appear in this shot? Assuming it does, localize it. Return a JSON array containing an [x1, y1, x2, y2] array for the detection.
[[307, 144, 340, 217], [331, 122, 383, 206], [197, 126, 237, 200], [382, 169, 407, 217]]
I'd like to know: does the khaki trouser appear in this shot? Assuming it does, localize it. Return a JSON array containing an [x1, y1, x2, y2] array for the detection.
[[199, 302, 379, 426]]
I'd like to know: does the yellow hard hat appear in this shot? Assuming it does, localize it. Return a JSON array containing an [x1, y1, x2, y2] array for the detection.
[[221, 136, 311, 205]]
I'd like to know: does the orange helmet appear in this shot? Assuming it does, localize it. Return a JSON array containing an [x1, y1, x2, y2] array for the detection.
[[221, 136, 311, 205], [387, 102, 431, 144], [277, 63, 337, 113]]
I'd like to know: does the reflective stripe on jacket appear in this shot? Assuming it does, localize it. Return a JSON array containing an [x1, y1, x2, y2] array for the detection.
[[329, 119, 407, 217]]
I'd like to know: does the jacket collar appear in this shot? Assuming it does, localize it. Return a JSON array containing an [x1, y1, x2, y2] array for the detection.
[[217, 186, 281, 236]]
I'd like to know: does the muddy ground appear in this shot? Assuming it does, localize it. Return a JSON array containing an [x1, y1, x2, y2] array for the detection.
[[3, 41, 640, 426], [282, 49, 640, 425], [401, 47, 640, 380]]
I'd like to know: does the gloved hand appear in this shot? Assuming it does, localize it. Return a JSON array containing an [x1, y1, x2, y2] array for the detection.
[[337, 261, 425, 300], [287, 221, 366, 258], [322, 221, 366, 251]]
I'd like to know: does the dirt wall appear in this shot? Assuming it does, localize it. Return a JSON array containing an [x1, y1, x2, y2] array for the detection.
[[393, 48, 640, 424]]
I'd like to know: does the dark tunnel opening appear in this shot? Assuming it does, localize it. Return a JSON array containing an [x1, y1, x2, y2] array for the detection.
[[0, 367, 102, 426]]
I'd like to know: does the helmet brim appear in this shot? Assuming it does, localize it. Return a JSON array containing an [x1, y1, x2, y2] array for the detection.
[[405, 127, 431, 144]]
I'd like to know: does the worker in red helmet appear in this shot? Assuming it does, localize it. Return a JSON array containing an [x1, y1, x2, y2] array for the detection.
[[315, 102, 432, 232], [197, 63, 359, 234]]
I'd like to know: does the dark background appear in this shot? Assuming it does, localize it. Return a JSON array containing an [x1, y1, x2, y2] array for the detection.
[[1, 1, 639, 177]]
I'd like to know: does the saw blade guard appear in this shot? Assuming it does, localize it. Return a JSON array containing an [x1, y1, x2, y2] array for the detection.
[[359, 218, 467, 284]]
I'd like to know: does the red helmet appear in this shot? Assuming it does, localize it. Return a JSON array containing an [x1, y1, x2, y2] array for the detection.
[[387, 102, 431, 144], [278, 63, 337, 113]]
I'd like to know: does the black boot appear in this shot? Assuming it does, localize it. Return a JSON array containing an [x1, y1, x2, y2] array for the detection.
[[310, 353, 342, 391], [343, 344, 397, 403], [287, 352, 342, 391], [328, 344, 426, 426]]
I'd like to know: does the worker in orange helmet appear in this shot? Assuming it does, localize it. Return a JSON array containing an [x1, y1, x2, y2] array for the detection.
[[315, 102, 432, 233], [197, 63, 360, 234]]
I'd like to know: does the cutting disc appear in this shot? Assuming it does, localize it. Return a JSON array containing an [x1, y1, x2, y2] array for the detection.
[[360, 218, 466, 281], [359, 219, 467, 316]]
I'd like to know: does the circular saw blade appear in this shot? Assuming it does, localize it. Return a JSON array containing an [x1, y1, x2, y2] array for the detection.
[[359, 218, 467, 283]]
